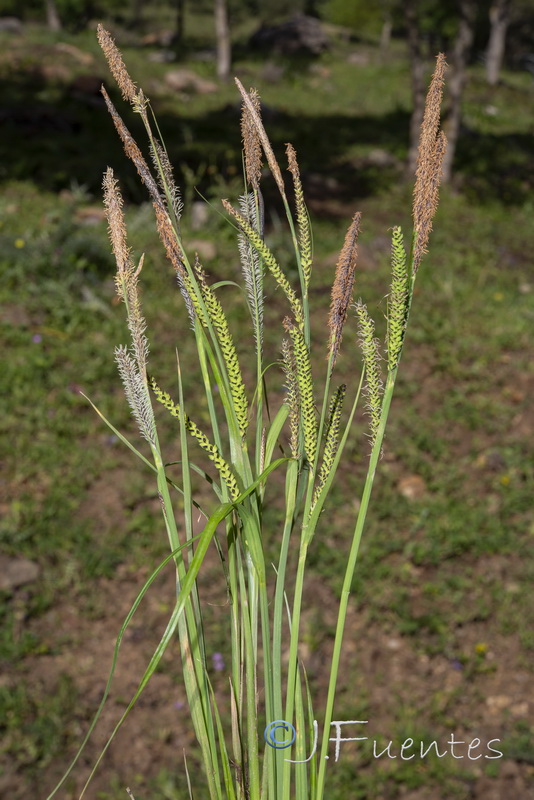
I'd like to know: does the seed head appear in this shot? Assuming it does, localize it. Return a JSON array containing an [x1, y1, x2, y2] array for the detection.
[[97, 24, 138, 106], [235, 78, 286, 199], [286, 143, 312, 289], [328, 212, 361, 367], [412, 54, 447, 273], [241, 88, 263, 190]]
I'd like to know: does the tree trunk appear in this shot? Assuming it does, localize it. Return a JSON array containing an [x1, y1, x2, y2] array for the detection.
[[379, 15, 393, 56], [405, 0, 426, 174], [175, 0, 185, 44], [45, 0, 62, 32], [130, 0, 144, 29], [486, 0, 510, 85], [215, 0, 231, 82], [441, 0, 477, 183], [305, 0, 320, 15]]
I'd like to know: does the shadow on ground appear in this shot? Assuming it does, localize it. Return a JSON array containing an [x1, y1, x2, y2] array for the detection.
[[1, 63, 533, 208]]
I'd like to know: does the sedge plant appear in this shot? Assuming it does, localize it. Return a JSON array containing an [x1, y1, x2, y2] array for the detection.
[[49, 28, 448, 800]]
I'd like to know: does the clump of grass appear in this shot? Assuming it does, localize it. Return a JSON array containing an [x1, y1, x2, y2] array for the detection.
[[48, 29, 447, 800]]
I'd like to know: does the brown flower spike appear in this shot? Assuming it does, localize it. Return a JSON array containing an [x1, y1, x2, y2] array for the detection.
[[412, 53, 448, 273], [101, 87, 163, 211], [97, 24, 138, 105], [328, 212, 362, 367], [240, 88, 263, 190], [235, 77, 286, 199]]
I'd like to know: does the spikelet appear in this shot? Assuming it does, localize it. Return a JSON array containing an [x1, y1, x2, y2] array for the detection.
[[99, 87, 196, 319], [386, 226, 409, 371], [286, 143, 312, 289], [237, 193, 264, 351], [312, 384, 346, 507], [102, 168, 132, 295], [150, 138, 183, 222], [241, 88, 263, 190], [97, 24, 138, 106], [281, 338, 300, 459], [193, 257, 249, 437], [101, 87, 164, 211], [328, 212, 361, 367], [152, 202, 196, 323], [412, 54, 447, 274], [116, 346, 156, 445], [355, 300, 383, 447], [283, 318, 317, 465], [234, 78, 286, 199], [150, 378, 240, 501], [222, 199, 303, 327], [103, 169, 154, 445]]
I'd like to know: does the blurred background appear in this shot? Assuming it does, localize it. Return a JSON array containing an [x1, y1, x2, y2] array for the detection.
[[1, 1, 533, 798]]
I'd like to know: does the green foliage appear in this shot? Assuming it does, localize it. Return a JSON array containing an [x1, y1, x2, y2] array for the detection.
[[2, 16, 532, 800], [323, 0, 395, 37], [0, 676, 78, 770]]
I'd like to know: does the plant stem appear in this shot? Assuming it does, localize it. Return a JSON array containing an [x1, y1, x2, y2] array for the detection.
[[315, 368, 398, 798]]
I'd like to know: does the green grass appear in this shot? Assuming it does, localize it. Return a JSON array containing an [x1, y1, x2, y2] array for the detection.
[[1, 19, 533, 800]]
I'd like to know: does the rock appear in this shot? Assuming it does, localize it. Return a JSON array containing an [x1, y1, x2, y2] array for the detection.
[[189, 239, 217, 261], [250, 14, 329, 57], [75, 206, 107, 225], [347, 51, 370, 67], [40, 63, 71, 83], [366, 148, 398, 167], [486, 694, 511, 713], [190, 202, 210, 231], [164, 69, 217, 95], [397, 474, 426, 501], [261, 61, 285, 84], [147, 50, 176, 63], [142, 30, 175, 48], [510, 701, 529, 717], [309, 63, 331, 79], [0, 556, 40, 592], [0, 305, 31, 327], [55, 42, 94, 66], [482, 450, 507, 471], [191, 50, 216, 62], [0, 17, 22, 34]]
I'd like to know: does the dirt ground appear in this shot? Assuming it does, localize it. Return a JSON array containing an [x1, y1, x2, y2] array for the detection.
[[5, 528, 533, 799]]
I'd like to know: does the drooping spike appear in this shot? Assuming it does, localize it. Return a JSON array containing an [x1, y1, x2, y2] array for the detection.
[[237, 193, 264, 352], [283, 318, 317, 465], [355, 300, 383, 447], [281, 338, 300, 459], [223, 199, 303, 327], [328, 213, 361, 368], [150, 378, 240, 501], [193, 257, 249, 437], [312, 384, 346, 507], [412, 54, 448, 274], [286, 143, 312, 288]]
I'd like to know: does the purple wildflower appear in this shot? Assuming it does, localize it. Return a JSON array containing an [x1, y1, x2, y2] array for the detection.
[[212, 652, 225, 672]]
